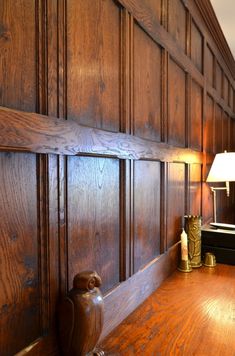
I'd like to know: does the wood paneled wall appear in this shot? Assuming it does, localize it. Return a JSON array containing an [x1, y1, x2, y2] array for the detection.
[[0, 0, 235, 354]]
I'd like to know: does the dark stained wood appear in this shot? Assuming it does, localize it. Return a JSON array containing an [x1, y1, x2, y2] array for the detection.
[[222, 112, 230, 151], [167, 163, 185, 249], [191, 19, 203, 73], [67, 0, 121, 131], [0, 106, 203, 163], [216, 61, 223, 98], [0, 0, 36, 111], [168, 58, 186, 148], [214, 104, 223, 153], [0, 153, 39, 356], [205, 45, 214, 88], [59, 271, 104, 356], [100, 264, 235, 355], [204, 95, 214, 154], [190, 79, 203, 151], [189, 163, 202, 215], [67, 157, 120, 293], [0, 0, 235, 354], [133, 161, 161, 272], [133, 23, 161, 141]]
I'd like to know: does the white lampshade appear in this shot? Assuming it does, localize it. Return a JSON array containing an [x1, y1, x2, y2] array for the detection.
[[206, 152, 235, 182]]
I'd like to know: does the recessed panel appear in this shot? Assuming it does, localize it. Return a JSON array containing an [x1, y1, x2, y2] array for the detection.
[[146, 0, 161, 22], [216, 62, 223, 97], [222, 113, 229, 151], [190, 80, 202, 151], [67, 157, 120, 293], [134, 161, 161, 272], [168, 0, 186, 52], [134, 24, 161, 141], [0, 0, 36, 111], [204, 95, 214, 153], [191, 20, 203, 73], [229, 85, 233, 108], [205, 46, 214, 88], [214, 104, 223, 153], [0, 153, 39, 355], [168, 59, 186, 147], [67, 0, 121, 131], [167, 163, 185, 249], [189, 164, 202, 216], [223, 76, 229, 104]]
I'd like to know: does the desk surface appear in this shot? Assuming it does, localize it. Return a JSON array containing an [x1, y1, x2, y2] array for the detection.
[[100, 264, 235, 355]]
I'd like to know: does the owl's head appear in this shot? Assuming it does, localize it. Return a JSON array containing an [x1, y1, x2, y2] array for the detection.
[[73, 271, 102, 291]]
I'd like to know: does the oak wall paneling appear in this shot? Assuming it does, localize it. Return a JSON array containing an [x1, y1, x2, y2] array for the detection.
[[0, 0, 235, 354]]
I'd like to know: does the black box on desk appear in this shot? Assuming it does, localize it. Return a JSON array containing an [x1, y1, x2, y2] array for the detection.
[[201, 225, 235, 265]]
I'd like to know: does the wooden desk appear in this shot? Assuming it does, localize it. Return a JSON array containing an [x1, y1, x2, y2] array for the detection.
[[202, 225, 235, 265], [100, 265, 235, 355]]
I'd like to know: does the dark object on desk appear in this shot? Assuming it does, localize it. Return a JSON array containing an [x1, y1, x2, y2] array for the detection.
[[201, 225, 235, 265]]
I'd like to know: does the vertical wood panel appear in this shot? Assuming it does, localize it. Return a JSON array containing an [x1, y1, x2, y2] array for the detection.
[[133, 160, 161, 272], [191, 20, 203, 73], [168, 58, 186, 147], [67, 0, 121, 131], [168, 0, 186, 52], [133, 24, 161, 141], [189, 163, 202, 216], [167, 163, 185, 249], [222, 113, 229, 151], [67, 156, 120, 293], [190, 80, 202, 151], [214, 104, 223, 153], [204, 95, 214, 153], [0, 0, 36, 111], [146, 0, 161, 22], [0, 153, 39, 356], [205, 45, 214, 88], [216, 61, 223, 98]]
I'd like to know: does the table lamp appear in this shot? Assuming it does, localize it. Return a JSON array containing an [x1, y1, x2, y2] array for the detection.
[[206, 151, 235, 228]]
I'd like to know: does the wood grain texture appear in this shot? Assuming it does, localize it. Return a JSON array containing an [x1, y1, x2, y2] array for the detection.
[[67, 0, 121, 131], [214, 104, 223, 153], [133, 161, 161, 272], [216, 61, 223, 98], [0, 153, 39, 356], [205, 45, 214, 88], [190, 80, 202, 151], [100, 242, 180, 341], [204, 95, 214, 154], [168, 58, 186, 148], [168, 0, 186, 53], [67, 157, 120, 293], [189, 163, 202, 216], [0, 106, 203, 163], [191, 19, 203, 73], [133, 23, 161, 141], [100, 264, 235, 356], [167, 163, 185, 249], [0, 0, 36, 111]]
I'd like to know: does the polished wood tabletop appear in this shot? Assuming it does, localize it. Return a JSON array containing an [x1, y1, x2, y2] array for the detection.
[[100, 264, 235, 355]]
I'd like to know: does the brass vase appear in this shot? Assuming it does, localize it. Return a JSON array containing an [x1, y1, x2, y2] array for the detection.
[[184, 215, 202, 268]]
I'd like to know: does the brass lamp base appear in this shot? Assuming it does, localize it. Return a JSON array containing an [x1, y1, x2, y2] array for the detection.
[[178, 260, 192, 273]]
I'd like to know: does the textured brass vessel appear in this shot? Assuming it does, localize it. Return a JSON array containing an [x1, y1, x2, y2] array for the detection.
[[203, 252, 216, 267], [185, 215, 202, 268]]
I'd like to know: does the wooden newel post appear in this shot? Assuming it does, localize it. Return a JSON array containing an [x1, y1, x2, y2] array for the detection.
[[59, 271, 104, 356]]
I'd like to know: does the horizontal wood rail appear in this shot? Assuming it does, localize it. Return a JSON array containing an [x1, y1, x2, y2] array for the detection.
[[0, 106, 203, 163]]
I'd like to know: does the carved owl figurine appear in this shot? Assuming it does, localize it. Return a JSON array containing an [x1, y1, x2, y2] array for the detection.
[[59, 271, 104, 356]]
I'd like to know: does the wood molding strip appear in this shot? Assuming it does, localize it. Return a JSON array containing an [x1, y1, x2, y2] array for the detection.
[[0, 106, 202, 163]]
